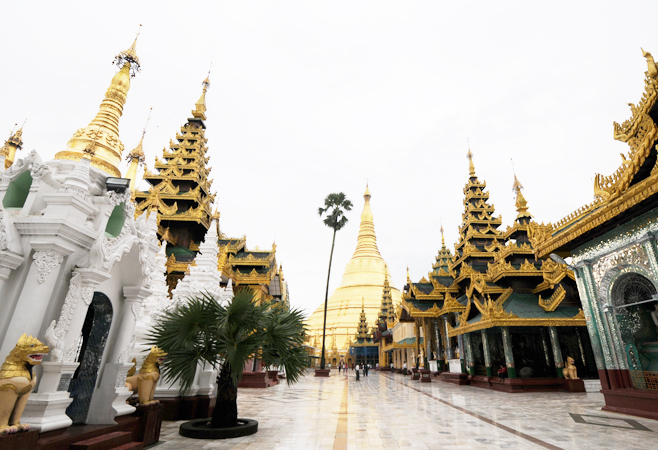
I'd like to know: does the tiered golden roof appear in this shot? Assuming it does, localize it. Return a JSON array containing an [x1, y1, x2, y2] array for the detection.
[[134, 78, 215, 231], [402, 154, 585, 335]]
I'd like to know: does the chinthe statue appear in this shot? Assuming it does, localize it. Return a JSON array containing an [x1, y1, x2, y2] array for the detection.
[[125, 346, 166, 405], [562, 356, 579, 379], [0, 334, 50, 435]]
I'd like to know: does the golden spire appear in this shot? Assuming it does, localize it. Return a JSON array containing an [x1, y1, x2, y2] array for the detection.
[[192, 73, 211, 120], [0, 123, 24, 169], [406, 266, 411, 284], [126, 109, 151, 192], [467, 149, 475, 177], [440, 224, 445, 247], [351, 183, 381, 258], [55, 32, 141, 177], [512, 174, 532, 221]]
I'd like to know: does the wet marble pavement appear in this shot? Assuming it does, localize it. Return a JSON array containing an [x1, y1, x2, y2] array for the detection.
[[156, 370, 658, 449]]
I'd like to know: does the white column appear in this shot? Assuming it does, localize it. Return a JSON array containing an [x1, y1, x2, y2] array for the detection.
[[0, 244, 72, 358]]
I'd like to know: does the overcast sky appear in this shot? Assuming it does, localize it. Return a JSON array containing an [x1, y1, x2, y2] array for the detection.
[[2, 1, 658, 316]]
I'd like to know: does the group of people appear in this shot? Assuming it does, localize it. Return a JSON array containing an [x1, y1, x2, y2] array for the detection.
[[336, 362, 371, 381]]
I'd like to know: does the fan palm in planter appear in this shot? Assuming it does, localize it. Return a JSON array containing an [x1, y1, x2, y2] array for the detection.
[[148, 289, 307, 438]]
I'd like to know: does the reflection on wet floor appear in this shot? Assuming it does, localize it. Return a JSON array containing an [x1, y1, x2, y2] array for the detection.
[[157, 369, 657, 449]]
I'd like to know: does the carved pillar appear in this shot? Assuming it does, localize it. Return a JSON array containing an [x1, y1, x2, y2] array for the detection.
[[433, 318, 443, 369], [463, 332, 475, 376], [540, 327, 552, 367], [548, 326, 564, 378], [582, 264, 622, 370], [574, 265, 606, 371], [481, 329, 493, 377], [423, 318, 431, 366], [501, 326, 516, 378], [442, 315, 454, 360], [414, 320, 421, 368]]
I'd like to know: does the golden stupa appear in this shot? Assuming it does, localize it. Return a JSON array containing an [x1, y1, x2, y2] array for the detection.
[[307, 185, 401, 352]]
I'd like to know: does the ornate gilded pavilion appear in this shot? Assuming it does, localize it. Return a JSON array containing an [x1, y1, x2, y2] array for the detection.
[[132, 79, 288, 306], [533, 50, 658, 420], [400, 152, 595, 392]]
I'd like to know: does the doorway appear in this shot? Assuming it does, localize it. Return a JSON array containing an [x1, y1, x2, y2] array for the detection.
[[65, 292, 113, 424]]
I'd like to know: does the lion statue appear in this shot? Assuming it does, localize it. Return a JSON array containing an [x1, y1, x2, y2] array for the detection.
[[562, 356, 579, 379], [125, 347, 166, 405], [0, 334, 49, 435]]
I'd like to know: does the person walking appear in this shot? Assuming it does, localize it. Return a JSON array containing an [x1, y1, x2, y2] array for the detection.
[[390, 362, 394, 372], [403, 361, 407, 376], [364, 363, 369, 377], [355, 364, 361, 381], [339, 363, 342, 373]]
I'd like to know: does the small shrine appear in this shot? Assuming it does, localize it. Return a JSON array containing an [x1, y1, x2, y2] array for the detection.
[[348, 299, 379, 367]]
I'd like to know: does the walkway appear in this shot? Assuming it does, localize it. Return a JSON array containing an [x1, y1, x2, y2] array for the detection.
[[157, 370, 658, 449]]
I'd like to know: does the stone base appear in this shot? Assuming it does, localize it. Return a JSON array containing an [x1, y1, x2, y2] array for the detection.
[[601, 388, 658, 421], [155, 395, 217, 421], [563, 378, 586, 393], [412, 369, 420, 380], [133, 403, 164, 447], [419, 369, 432, 383], [0, 429, 39, 450], [238, 372, 272, 388], [266, 371, 280, 386], [440, 372, 469, 385], [468, 375, 583, 393], [314, 369, 331, 377], [33, 415, 140, 450]]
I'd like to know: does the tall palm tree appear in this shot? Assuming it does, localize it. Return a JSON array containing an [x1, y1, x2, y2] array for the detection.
[[318, 192, 352, 370], [148, 289, 307, 429]]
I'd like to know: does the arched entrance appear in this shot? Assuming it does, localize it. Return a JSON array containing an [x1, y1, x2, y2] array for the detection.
[[611, 273, 658, 374], [66, 292, 113, 424]]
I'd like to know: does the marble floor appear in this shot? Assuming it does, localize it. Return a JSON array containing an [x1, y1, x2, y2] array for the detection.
[[156, 370, 658, 449]]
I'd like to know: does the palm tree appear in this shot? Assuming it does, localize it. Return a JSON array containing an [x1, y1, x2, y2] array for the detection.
[[318, 192, 353, 370], [148, 289, 307, 429]]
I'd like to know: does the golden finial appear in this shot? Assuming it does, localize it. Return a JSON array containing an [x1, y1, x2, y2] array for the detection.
[[362, 297, 365, 311], [1, 121, 25, 169], [440, 224, 445, 246], [467, 148, 475, 177], [193, 71, 211, 120], [364, 182, 371, 200], [211, 206, 220, 221], [406, 266, 411, 284], [127, 108, 151, 163], [114, 24, 142, 75]]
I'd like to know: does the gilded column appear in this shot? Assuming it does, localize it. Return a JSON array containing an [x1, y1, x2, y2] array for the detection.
[[540, 328, 552, 367], [442, 315, 454, 360], [433, 318, 443, 368], [414, 320, 421, 367], [463, 332, 475, 376], [481, 329, 493, 377], [548, 326, 564, 378], [501, 326, 516, 378]]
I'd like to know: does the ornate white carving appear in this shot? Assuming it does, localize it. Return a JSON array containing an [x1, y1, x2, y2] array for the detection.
[[45, 272, 81, 361], [34, 250, 64, 284], [0, 210, 7, 251]]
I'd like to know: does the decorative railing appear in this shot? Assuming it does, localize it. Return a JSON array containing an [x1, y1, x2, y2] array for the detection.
[[630, 370, 658, 390]]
